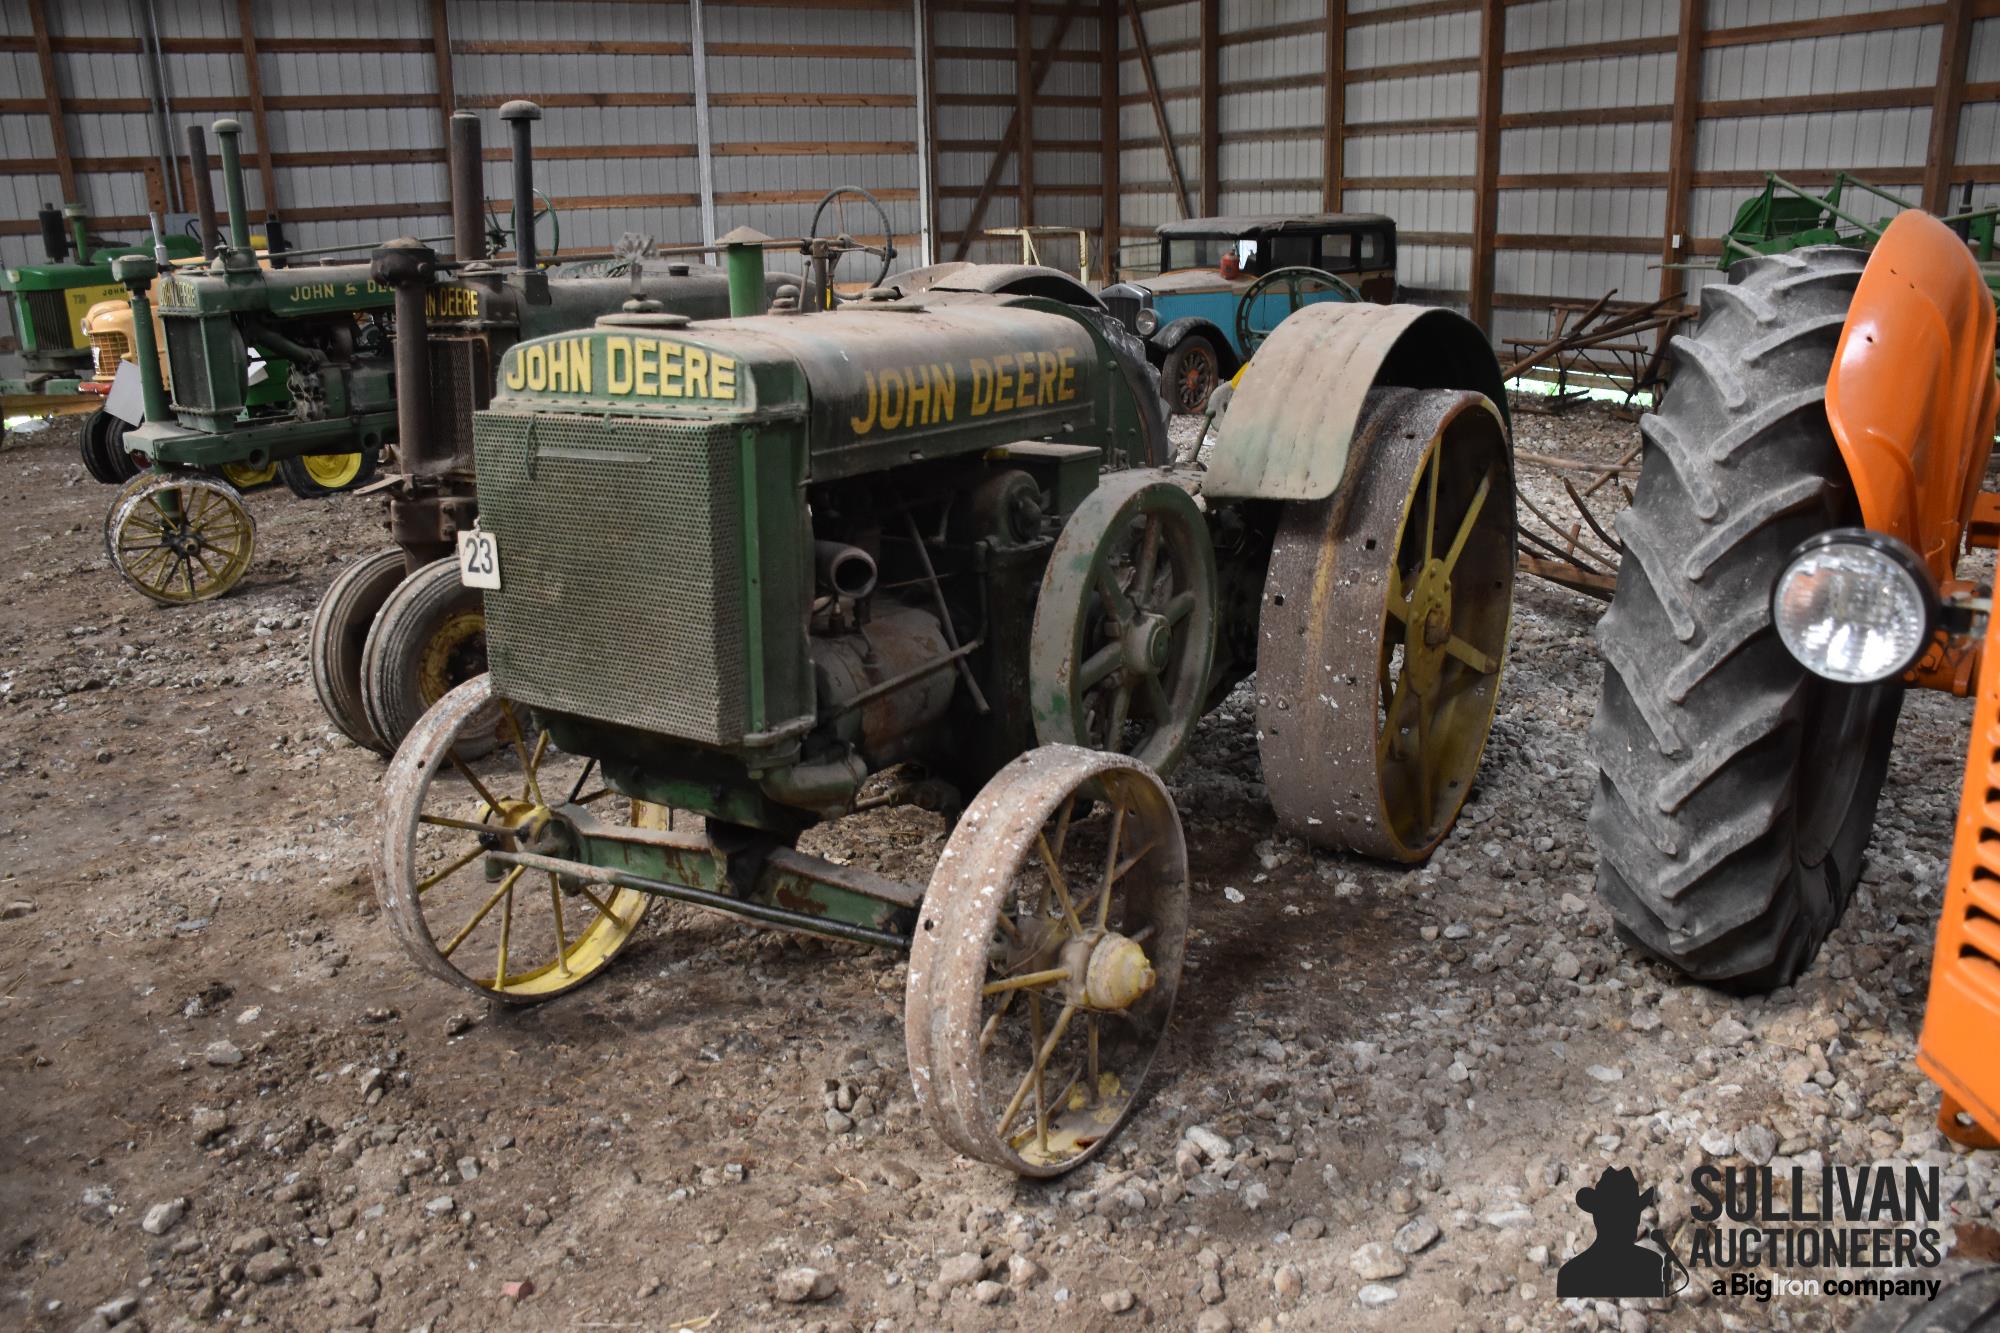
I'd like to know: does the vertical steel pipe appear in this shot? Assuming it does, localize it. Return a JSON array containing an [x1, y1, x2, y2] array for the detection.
[[212, 118, 251, 252], [185, 123, 219, 255], [497, 100, 541, 273], [449, 111, 484, 265], [371, 239, 442, 477]]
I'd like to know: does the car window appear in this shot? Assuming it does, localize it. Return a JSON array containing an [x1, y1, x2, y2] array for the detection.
[[1270, 235, 1315, 270], [1162, 236, 1246, 271], [1355, 229, 1385, 268], [1322, 232, 1356, 271]]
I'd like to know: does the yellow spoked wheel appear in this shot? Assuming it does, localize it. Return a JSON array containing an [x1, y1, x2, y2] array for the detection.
[[108, 473, 257, 605], [1257, 386, 1515, 861], [279, 445, 379, 499], [376, 673, 653, 1003], [906, 744, 1189, 1176], [217, 458, 278, 490]]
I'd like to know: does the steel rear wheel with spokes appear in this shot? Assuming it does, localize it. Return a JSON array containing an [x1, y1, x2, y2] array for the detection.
[[108, 472, 257, 605], [376, 674, 653, 1003]]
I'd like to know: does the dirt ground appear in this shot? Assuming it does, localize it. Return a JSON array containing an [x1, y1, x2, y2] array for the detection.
[[0, 404, 1993, 1333]]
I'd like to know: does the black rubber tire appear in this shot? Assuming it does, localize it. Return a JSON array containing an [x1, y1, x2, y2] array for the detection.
[[1160, 335, 1221, 415], [278, 445, 380, 499], [1846, 1262, 2000, 1332], [1587, 246, 1904, 992], [79, 410, 120, 484], [311, 546, 409, 755], [359, 556, 487, 753], [101, 416, 142, 483]]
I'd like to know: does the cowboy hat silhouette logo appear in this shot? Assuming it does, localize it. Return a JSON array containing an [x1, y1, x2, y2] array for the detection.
[[1557, 1166, 1682, 1299]]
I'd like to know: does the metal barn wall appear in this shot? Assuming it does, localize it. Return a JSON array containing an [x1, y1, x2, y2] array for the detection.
[[1110, 0, 2000, 348]]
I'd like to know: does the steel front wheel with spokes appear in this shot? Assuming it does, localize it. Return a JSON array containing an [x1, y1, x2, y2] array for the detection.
[[376, 674, 653, 1003], [1030, 472, 1218, 777], [107, 472, 257, 605], [906, 744, 1189, 1176], [1257, 387, 1515, 862]]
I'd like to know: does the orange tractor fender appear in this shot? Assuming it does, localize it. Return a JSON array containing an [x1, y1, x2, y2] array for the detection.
[[1824, 210, 2000, 587]]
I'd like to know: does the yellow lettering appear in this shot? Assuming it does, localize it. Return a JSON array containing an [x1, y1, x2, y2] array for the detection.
[[660, 341, 683, 398], [851, 371, 878, 435], [524, 344, 548, 391], [880, 369, 907, 431], [1017, 355, 1037, 407], [568, 337, 591, 394], [548, 340, 570, 392], [606, 336, 633, 394], [634, 339, 658, 395], [1057, 347, 1077, 401], [994, 355, 1015, 413], [504, 351, 525, 391], [906, 367, 931, 426], [936, 364, 957, 422], [712, 354, 736, 400], [1037, 351, 1057, 405], [684, 345, 707, 398], [344, 282, 357, 297], [970, 358, 993, 415]]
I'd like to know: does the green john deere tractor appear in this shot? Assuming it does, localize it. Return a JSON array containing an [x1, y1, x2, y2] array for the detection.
[[372, 236, 1522, 1176]]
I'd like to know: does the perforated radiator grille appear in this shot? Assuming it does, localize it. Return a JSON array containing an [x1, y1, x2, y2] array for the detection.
[[474, 410, 749, 746], [427, 335, 488, 469]]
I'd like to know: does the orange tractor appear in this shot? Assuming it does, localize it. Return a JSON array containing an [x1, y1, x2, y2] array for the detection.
[[1586, 211, 1999, 1146]]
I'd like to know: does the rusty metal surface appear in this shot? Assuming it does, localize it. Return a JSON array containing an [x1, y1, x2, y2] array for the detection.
[[1206, 301, 1507, 502], [1256, 388, 1515, 863], [905, 743, 1188, 1177]]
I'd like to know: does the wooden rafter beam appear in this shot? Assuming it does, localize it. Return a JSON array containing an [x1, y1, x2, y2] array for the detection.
[[1467, 0, 1503, 334], [430, 0, 455, 129], [1198, 0, 1218, 214], [949, 6, 1077, 258], [1659, 0, 1702, 323], [1124, 0, 1190, 218], [1017, 0, 1036, 226], [25, 0, 76, 203], [235, 0, 279, 217], [1923, 0, 1974, 213], [1101, 0, 1120, 281], [1321, 0, 1341, 211]]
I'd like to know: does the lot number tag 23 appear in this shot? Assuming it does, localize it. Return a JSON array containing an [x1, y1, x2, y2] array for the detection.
[[457, 526, 501, 590]]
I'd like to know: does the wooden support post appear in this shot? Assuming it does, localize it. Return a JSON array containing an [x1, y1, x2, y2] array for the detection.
[[1125, 0, 1191, 219], [25, 0, 76, 204], [1199, 0, 1219, 215], [1322, 0, 1343, 211], [950, 9, 1076, 260], [1658, 0, 1702, 329], [1467, 0, 1504, 335], [1923, 0, 1974, 213], [921, 0, 941, 267], [430, 0, 455, 129], [236, 0, 280, 217], [1016, 0, 1035, 227], [1101, 0, 1120, 282]]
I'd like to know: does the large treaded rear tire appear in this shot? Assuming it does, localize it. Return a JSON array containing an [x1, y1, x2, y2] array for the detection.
[[1587, 246, 1903, 992]]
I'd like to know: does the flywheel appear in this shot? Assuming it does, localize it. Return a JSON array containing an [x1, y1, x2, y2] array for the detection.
[[1257, 386, 1515, 862]]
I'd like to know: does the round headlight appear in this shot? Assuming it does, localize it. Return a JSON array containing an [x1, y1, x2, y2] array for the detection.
[[1771, 530, 1933, 684], [1135, 307, 1159, 335]]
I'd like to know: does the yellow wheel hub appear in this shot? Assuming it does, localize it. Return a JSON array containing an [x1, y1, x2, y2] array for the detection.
[[219, 459, 276, 489], [418, 610, 487, 708], [300, 451, 364, 489]]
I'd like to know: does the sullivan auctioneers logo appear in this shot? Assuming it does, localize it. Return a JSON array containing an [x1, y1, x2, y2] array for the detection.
[[1556, 1162, 1945, 1306]]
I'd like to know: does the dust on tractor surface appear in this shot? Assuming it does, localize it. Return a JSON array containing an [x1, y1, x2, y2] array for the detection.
[[1585, 206, 2000, 1137], [373, 237, 1521, 1175]]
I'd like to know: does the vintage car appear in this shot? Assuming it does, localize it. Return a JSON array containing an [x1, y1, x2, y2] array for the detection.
[[1101, 212, 1397, 412]]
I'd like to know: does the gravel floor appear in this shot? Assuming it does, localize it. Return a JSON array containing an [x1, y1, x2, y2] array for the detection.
[[0, 399, 1991, 1333]]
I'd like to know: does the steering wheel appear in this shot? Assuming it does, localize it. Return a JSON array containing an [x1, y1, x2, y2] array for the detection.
[[802, 186, 897, 308], [1234, 265, 1363, 356], [483, 188, 561, 262]]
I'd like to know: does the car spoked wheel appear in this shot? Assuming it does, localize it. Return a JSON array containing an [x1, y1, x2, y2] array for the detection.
[[1160, 337, 1220, 415]]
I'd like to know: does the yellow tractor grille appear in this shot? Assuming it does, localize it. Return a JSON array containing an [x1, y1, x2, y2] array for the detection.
[[90, 330, 130, 379]]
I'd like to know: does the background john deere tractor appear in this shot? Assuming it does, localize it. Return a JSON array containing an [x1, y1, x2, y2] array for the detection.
[[371, 233, 1518, 1176], [309, 100, 754, 759], [1587, 211, 2000, 992]]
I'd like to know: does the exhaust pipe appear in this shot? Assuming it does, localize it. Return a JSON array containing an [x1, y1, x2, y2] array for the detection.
[[265, 215, 288, 268], [64, 204, 88, 261], [211, 118, 251, 252], [372, 238, 441, 482], [37, 204, 67, 263], [498, 100, 542, 273], [815, 541, 878, 600], [185, 124, 219, 256], [449, 111, 485, 265]]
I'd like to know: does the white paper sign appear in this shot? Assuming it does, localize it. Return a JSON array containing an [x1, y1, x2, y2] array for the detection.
[[105, 360, 144, 426], [457, 527, 501, 591]]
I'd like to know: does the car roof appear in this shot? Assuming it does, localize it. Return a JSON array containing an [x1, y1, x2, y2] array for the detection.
[[1155, 212, 1394, 239]]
